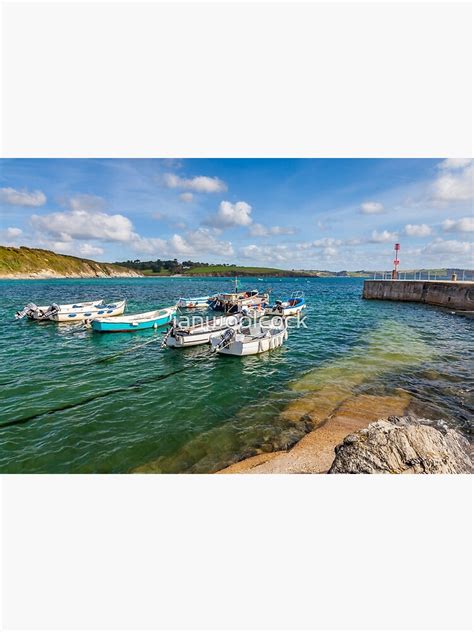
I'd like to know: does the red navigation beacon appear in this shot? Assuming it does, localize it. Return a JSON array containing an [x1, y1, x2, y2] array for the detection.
[[392, 243, 400, 279]]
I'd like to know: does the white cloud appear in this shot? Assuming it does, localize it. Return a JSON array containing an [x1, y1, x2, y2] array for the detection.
[[370, 229, 398, 243], [163, 173, 227, 193], [206, 200, 253, 228], [432, 160, 473, 202], [133, 228, 234, 258], [241, 237, 343, 265], [241, 244, 292, 264], [423, 238, 473, 256], [78, 243, 104, 256], [68, 194, 106, 211], [0, 187, 46, 207], [360, 201, 384, 214], [6, 227, 23, 238], [179, 192, 194, 203], [31, 209, 135, 242], [404, 224, 432, 237], [438, 158, 472, 171], [312, 237, 342, 247], [442, 217, 474, 233], [248, 223, 296, 237]]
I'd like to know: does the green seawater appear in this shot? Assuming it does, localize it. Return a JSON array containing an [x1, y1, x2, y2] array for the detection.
[[0, 277, 472, 473]]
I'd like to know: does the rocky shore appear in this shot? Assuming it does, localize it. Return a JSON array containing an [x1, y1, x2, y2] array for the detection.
[[219, 413, 471, 474], [0, 268, 142, 279], [329, 416, 472, 474]]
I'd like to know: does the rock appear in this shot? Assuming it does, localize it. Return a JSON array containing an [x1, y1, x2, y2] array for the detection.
[[328, 415, 472, 474]]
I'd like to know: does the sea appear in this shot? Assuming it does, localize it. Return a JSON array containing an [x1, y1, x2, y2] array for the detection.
[[0, 277, 472, 473]]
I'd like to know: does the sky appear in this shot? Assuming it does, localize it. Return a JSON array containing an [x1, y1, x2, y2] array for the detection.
[[0, 158, 473, 270]]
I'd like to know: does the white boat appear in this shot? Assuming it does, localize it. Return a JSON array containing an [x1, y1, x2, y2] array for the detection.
[[165, 314, 241, 348], [15, 299, 104, 320], [265, 291, 306, 317], [177, 296, 213, 309], [210, 319, 288, 356], [50, 300, 126, 322]]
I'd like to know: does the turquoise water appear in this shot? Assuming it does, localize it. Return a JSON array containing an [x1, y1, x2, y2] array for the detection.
[[0, 277, 472, 473]]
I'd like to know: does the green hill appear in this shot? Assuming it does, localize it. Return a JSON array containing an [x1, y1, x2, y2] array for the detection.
[[0, 246, 142, 278], [180, 265, 311, 277]]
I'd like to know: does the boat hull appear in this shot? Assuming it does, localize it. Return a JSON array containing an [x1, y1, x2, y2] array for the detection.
[[177, 296, 212, 308], [265, 296, 305, 317], [265, 303, 305, 316], [215, 331, 287, 355], [210, 322, 288, 356], [166, 315, 240, 347], [92, 308, 176, 332], [23, 300, 104, 320], [50, 301, 126, 322]]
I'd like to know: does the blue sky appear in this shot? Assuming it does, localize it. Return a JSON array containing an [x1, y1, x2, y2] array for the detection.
[[1, 158, 472, 269]]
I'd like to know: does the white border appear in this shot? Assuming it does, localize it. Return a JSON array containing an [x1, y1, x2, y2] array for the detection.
[[1, 1, 472, 157], [1, 1, 473, 630]]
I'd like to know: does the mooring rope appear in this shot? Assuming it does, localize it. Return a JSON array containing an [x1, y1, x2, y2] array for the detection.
[[0, 350, 214, 430], [95, 333, 163, 364]]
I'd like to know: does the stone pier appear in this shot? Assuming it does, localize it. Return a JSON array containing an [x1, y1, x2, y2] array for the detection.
[[362, 280, 474, 311]]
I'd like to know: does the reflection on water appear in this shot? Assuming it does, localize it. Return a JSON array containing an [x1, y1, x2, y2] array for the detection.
[[0, 277, 472, 473]]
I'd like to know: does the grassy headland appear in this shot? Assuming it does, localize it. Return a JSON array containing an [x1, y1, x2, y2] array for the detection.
[[0, 246, 141, 279]]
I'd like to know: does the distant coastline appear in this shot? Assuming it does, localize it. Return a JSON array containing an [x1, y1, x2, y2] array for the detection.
[[1, 245, 471, 280]]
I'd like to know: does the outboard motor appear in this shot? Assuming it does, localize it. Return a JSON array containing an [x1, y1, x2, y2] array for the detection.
[[213, 327, 235, 352], [15, 302, 39, 320], [42, 303, 60, 319]]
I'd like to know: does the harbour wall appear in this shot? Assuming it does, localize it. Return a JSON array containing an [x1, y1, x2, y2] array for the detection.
[[362, 280, 474, 311]]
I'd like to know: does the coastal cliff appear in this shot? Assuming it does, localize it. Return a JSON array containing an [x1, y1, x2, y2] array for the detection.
[[0, 246, 142, 279]]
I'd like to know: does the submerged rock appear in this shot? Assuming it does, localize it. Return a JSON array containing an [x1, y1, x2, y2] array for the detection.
[[328, 415, 472, 474]]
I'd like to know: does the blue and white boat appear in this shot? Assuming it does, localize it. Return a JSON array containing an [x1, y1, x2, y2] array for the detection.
[[265, 291, 306, 317], [50, 300, 126, 322], [177, 296, 213, 309], [91, 306, 176, 333]]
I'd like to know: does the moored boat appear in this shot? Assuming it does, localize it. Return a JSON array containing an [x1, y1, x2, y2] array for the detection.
[[265, 291, 306, 316], [177, 296, 213, 309], [15, 299, 104, 320], [210, 318, 288, 356], [50, 300, 126, 322], [165, 314, 241, 348], [91, 306, 176, 332], [208, 289, 269, 314]]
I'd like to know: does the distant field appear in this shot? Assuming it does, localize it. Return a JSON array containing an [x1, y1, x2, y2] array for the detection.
[[184, 265, 292, 276], [140, 265, 304, 277]]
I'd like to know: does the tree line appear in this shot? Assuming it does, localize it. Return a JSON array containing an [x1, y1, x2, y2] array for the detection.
[[114, 259, 236, 274]]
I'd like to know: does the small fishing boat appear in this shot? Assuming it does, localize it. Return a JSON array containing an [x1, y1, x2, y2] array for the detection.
[[91, 306, 176, 332], [15, 299, 104, 320], [209, 289, 269, 314], [265, 291, 306, 317], [165, 314, 241, 348], [177, 296, 213, 309], [50, 300, 126, 322], [210, 319, 288, 356]]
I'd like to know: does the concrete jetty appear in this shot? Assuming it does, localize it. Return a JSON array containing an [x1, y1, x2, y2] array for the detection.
[[363, 280, 474, 311]]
